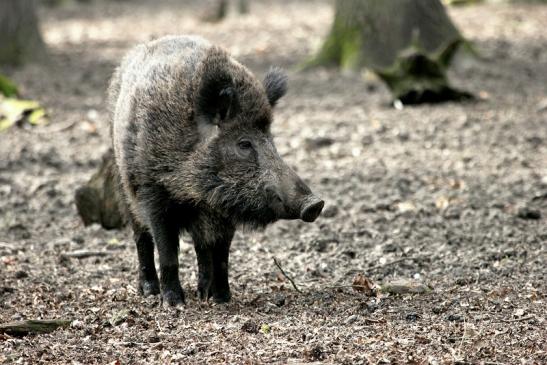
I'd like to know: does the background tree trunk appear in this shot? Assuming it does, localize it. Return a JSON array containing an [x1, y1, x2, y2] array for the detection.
[[307, 0, 472, 103], [0, 0, 47, 66], [201, 0, 250, 22]]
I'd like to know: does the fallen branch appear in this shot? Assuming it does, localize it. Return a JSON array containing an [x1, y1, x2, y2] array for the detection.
[[61, 250, 110, 259], [273, 257, 303, 294], [0, 319, 71, 336], [31, 120, 76, 134]]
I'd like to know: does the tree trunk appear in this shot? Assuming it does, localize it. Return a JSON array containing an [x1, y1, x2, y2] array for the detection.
[[0, 0, 46, 66], [201, 0, 250, 22], [306, 0, 472, 104], [74, 149, 127, 229]]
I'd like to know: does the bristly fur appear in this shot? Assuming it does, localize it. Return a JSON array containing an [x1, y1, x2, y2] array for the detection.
[[107, 35, 312, 306]]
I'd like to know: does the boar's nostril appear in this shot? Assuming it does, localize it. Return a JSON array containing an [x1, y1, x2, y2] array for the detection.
[[300, 197, 324, 223]]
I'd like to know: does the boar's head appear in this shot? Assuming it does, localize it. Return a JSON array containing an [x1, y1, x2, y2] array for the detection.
[[193, 50, 323, 227]]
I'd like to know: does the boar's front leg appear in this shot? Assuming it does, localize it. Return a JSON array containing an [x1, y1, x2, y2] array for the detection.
[[141, 188, 185, 307], [210, 239, 232, 303], [191, 214, 234, 303]]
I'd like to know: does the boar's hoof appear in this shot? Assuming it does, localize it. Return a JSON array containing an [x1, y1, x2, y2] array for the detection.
[[162, 288, 185, 307], [138, 279, 160, 297], [212, 290, 231, 304]]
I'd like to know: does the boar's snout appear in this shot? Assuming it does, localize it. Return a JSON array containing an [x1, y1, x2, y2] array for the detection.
[[300, 196, 324, 222], [264, 177, 324, 223]]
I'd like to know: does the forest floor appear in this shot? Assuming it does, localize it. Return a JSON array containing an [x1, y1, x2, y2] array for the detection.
[[1, 0, 546, 363]]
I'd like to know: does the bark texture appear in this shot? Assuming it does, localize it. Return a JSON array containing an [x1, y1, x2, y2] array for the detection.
[[74, 149, 127, 229], [0, 320, 71, 337], [0, 0, 46, 65], [308, 0, 471, 103], [201, 0, 250, 22]]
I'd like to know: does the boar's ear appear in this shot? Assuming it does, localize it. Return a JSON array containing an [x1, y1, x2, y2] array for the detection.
[[197, 73, 240, 124], [263, 67, 288, 107]]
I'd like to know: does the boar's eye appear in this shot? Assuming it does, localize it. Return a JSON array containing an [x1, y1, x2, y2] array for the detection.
[[238, 140, 253, 150]]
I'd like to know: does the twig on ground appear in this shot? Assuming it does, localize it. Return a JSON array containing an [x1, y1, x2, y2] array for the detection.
[[499, 315, 535, 323], [273, 257, 303, 294], [61, 250, 110, 259], [31, 120, 76, 134]]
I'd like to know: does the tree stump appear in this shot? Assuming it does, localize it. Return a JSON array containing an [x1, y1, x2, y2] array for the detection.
[[306, 0, 472, 103], [74, 149, 127, 229], [0, 319, 71, 336]]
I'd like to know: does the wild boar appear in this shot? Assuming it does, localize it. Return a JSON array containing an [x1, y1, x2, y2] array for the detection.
[[108, 35, 324, 306]]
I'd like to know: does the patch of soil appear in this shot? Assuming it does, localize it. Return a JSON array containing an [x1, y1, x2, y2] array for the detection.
[[1, 1, 546, 363]]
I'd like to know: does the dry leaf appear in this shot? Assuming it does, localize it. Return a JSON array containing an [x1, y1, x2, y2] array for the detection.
[[514, 308, 525, 317], [352, 273, 376, 296]]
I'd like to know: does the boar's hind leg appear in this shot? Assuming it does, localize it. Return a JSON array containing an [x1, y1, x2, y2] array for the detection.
[[191, 216, 235, 303], [132, 221, 160, 296], [194, 244, 213, 301]]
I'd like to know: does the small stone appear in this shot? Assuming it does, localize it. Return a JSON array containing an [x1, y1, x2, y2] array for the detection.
[[446, 314, 464, 322], [432, 307, 443, 314], [303, 345, 325, 362], [304, 137, 335, 150], [72, 235, 85, 244], [379, 279, 431, 295], [396, 131, 410, 142], [14, 270, 28, 279], [148, 335, 161, 343], [342, 250, 356, 259], [361, 135, 374, 146], [382, 242, 398, 253], [241, 320, 259, 334], [344, 314, 358, 325], [71, 320, 85, 329], [517, 207, 541, 220], [273, 294, 286, 307], [0, 287, 15, 295], [406, 313, 419, 321], [443, 207, 461, 220], [366, 303, 378, 313], [321, 205, 338, 218]]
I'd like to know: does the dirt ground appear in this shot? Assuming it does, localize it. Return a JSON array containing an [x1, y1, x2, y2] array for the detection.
[[1, 0, 546, 363]]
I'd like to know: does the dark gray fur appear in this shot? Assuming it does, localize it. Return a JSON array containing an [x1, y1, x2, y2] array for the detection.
[[108, 35, 323, 306]]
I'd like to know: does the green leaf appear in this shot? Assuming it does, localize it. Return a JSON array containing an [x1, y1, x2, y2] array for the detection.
[[0, 97, 47, 131], [260, 324, 271, 334], [0, 74, 18, 97]]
